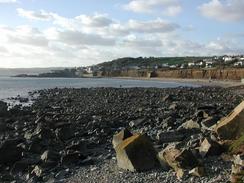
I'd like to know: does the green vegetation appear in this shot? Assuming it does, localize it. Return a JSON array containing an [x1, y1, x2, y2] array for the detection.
[[229, 134, 244, 154], [97, 57, 207, 69]]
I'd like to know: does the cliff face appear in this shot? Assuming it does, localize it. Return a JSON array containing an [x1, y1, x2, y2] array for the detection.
[[102, 68, 244, 81], [155, 68, 244, 80]]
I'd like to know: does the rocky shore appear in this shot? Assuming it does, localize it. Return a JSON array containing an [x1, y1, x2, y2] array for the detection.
[[0, 87, 243, 183]]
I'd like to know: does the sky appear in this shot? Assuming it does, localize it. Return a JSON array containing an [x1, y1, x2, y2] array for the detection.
[[0, 0, 244, 68]]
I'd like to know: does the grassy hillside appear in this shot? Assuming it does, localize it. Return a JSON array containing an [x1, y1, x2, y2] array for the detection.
[[97, 57, 207, 69]]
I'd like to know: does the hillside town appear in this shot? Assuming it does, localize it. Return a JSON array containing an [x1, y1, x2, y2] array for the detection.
[[54, 55, 244, 77]]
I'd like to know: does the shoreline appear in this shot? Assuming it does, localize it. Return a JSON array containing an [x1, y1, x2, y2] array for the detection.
[[112, 77, 243, 88]]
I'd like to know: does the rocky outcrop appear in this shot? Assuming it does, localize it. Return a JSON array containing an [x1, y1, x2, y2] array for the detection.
[[215, 101, 244, 140], [114, 133, 158, 172], [159, 147, 200, 179]]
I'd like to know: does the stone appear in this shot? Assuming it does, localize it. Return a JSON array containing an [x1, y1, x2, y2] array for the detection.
[[28, 138, 46, 154], [156, 131, 185, 144], [41, 150, 60, 163], [215, 101, 244, 140], [129, 118, 146, 127], [0, 139, 23, 164], [178, 120, 200, 130], [115, 133, 158, 172], [233, 155, 244, 166], [189, 166, 205, 177], [199, 138, 223, 157], [161, 147, 199, 179], [112, 128, 133, 148], [31, 166, 43, 177]]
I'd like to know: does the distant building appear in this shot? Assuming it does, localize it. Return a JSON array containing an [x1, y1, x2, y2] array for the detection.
[[205, 61, 213, 68], [188, 62, 195, 67], [234, 61, 244, 67], [169, 65, 177, 68], [223, 56, 234, 62]]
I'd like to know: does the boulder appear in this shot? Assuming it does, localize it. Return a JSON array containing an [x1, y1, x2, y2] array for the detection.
[[178, 119, 200, 130], [215, 101, 244, 140], [160, 147, 199, 179], [112, 128, 133, 148], [115, 133, 158, 172], [0, 139, 23, 164], [199, 138, 223, 157]]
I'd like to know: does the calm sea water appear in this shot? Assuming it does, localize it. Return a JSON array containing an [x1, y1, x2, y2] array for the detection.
[[0, 77, 197, 99]]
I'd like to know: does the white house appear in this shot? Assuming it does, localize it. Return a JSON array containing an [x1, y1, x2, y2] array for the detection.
[[234, 61, 244, 67], [223, 56, 234, 62], [205, 61, 213, 68], [188, 62, 195, 67]]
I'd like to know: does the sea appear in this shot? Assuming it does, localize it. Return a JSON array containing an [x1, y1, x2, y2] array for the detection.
[[0, 77, 197, 100]]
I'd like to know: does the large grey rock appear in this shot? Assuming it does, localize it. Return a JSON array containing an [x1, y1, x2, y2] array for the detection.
[[159, 147, 199, 179], [178, 119, 200, 130], [115, 133, 158, 172], [215, 101, 244, 140]]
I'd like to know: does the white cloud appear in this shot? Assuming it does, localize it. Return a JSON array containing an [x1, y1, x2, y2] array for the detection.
[[17, 8, 54, 21], [127, 19, 180, 33], [0, 0, 16, 3], [124, 0, 182, 16], [75, 14, 113, 27], [56, 30, 115, 46], [199, 0, 244, 22]]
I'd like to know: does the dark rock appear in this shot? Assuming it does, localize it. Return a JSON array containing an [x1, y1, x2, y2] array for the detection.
[[0, 101, 8, 116], [55, 126, 74, 141], [160, 147, 199, 179], [0, 139, 23, 164], [156, 131, 186, 144], [11, 158, 40, 173], [201, 116, 219, 129]]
